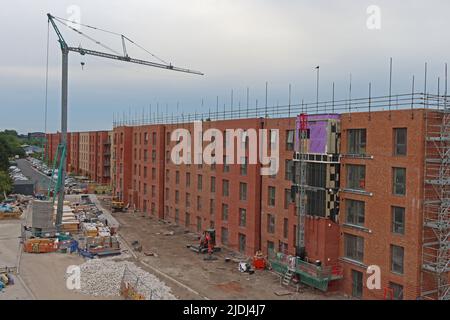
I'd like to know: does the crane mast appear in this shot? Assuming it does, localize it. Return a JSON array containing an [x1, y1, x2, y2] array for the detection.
[[46, 13, 203, 230]]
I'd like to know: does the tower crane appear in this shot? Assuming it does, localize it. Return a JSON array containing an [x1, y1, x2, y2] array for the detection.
[[46, 13, 203, 230]]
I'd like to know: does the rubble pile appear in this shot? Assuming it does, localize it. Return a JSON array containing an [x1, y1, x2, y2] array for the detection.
[[78, 259, 176, 300]]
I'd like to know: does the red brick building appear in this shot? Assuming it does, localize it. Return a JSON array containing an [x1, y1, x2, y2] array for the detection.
[[112, 126, 133, 202], [338, 109, 447, 300], [163, 119, 264, 255], [45, 130, 111, 184], [95, 131, 112, 185], [45, 132, 71, 172], [45, 100, 449, 300], [69, 132, 79, 175]]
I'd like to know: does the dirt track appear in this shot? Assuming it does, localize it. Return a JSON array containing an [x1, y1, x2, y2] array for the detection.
[[111, 207, 347, 300]]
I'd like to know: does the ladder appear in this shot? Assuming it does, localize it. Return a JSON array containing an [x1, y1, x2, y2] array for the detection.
[[281, 267, 295, 286]]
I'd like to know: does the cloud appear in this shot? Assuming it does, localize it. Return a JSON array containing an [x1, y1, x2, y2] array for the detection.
[[1, 0, 449, 133]]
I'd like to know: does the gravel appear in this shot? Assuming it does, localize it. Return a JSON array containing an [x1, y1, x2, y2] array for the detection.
[[76, 259, 176, 300]]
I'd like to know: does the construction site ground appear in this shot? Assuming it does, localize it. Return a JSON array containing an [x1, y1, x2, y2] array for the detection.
[[100, 196, 348, 300], [2, 156, 348, 301], [0, 199, 118, 300]]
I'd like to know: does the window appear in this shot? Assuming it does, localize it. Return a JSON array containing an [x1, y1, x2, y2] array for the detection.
[[268, 186, 276, 206], [223, 155, 230, 172], [279, 241, 288, 254], [152, 168, 156, 180], [286, 130, 295, 151], [197, 155, 203, 169], [344, 233, 364, 262], [143, 166, 147, 178], [393, 168, 406, 196], [185, 212, 190, 228], [223, 180, 229, 197], [239, 208, 246, 227], [347, 165, 366, 190], [186, 172, 191, 187], [346, 199, 365, 226], [238, 233, 246, 253], [165, 188, 169, 201], [165, 169, 170, 182], [348, 129, 366, 155], [222, 204, 228, 221], [166, 132, 170, 145], [283, 218, 288, 239], [175, 190, 179, 204], [352, 270, 363, 298], [389, 282, 404, 300], [144, 149, 148, 161], [143, 183, 147, 195], [196, 216, 202, 232], [240, 157, 248, 176], [166, 150, 170, 164], [175, 171, 180, 184], [152, 150, 156, 163], [197, 196, 202, 210], [175, 209, 179, 224], [285, 160, 294, 181], [391, 245, 404, 274], [270, 130, 277, 151], [267, 241, 275, 257], [164, 206, 169, 219], [394, 128, 407, 156], [210, 176, 216, 193], [392, 207, 405, 235], [186, 193, 191, 207], [152, 132, 157, 145], [239, 182, 247, 201], [267, 214, 275, 233], [284, 189, 293, 209], [151, 185, 156, 197], [198, 174, 203, 191], [221, 228, 228, 245], [210, 220, 215, 229], [210, 199, 215, 215]]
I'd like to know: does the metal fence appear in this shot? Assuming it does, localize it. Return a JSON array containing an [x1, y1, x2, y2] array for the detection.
[[113, 92, 448, 127], [120, 265, 161, 300]]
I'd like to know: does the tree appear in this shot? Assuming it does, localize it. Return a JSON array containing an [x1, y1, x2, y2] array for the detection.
[[0, 171, 12, 199], [0, 137, 11, 171]]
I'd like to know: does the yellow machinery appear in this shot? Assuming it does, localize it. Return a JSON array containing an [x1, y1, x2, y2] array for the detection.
[[111, 198, 125, 213]]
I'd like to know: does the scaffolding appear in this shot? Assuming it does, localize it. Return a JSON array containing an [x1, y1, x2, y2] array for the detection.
[[421, 93, 450, 300], [295, 113, 308, 258]]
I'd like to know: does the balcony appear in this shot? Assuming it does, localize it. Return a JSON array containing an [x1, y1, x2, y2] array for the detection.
[[269, 252, 343, 292]]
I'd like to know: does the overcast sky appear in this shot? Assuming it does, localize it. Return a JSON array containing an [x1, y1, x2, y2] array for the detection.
[[1, 0, 449, 133]]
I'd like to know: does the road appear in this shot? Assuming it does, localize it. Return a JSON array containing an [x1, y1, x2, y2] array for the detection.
[[16, 159, 52, 194]]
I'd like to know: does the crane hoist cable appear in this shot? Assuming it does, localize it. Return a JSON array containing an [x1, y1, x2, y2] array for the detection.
[[52, 15, 169, 65]]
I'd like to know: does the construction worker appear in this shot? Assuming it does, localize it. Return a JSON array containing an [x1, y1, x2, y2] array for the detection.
[[206, 232, 213, 256]]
